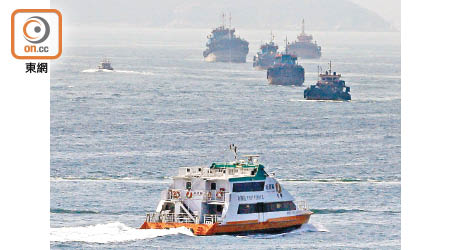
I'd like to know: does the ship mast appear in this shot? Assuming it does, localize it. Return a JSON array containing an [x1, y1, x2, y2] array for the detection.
[[221, 12, 226, 28], [329, 60, 332, 73], [229, 144, 237, 161], [302, 18, 305, 34], [285, 36, 288, 54], [229, 12, 232, 29], [270, 30, 274, 43]]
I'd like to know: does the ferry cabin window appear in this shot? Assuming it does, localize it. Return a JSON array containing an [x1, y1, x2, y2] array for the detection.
[[186, 181, 191, 190], [233, 182, 265, 192], [237, 201, 296, 214], [211, 182, 216, 190]]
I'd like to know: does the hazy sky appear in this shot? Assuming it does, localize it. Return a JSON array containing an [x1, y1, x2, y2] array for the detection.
[[52, 0, 400, 31], [350, 0, 400, 29]]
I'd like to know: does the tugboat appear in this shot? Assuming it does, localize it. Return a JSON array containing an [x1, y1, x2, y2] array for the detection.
[[203, 13, 249, 63], [97, 58, 114, 71], [287, 19, 321, 59], [140, 146, 312, 236], [267, 38, 305, 86], [304, 61, 351, 101], [253, 32, 279, 70]]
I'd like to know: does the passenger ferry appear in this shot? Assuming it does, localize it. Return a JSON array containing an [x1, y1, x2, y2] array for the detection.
[[140, 147, 312, 235]]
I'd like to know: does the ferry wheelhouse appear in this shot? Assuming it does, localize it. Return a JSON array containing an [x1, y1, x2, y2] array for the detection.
[[140, 153, 312, 235]]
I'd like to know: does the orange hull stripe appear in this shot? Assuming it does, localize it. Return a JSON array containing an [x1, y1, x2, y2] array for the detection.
[[140, 214, 311, 236], [226, 220, 258, 225]]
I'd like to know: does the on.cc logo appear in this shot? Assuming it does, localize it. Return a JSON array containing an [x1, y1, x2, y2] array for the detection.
[[23, 16, 50, 44]]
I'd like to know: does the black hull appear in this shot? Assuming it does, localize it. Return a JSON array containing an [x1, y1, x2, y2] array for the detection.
[[267, 65, 305, 86], [304, 88, 351, 101]]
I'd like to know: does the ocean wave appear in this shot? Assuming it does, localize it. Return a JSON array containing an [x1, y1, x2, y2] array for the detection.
[[279, 178, 400, 184], [50, 222, 193, 243], [51, 208, 99, 214], [50, 177, 171, 184], [310, 208, 400, 214]]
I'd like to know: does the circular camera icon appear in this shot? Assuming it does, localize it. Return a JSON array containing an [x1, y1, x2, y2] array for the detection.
[[23, 16, 50, 44]]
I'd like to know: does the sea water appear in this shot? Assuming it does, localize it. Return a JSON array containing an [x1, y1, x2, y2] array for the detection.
[[50, 28, 400, 249]]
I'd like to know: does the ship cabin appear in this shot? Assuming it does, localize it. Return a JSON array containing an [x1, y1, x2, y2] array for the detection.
[[317, 70, 349, 91], [296, 19, 314, 43], [260, 42, 278, 55], [274, 54, 298, 65], [98, 58, 113, 70], [208, 26, 236, 40], [297, 33, 313, 43], [148, 155, 307, 226]]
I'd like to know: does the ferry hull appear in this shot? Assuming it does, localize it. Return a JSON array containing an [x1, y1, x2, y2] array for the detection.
[[140, 213, 312, 236]]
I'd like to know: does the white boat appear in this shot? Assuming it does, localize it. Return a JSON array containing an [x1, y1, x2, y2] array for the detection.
[[97, 58, 114, 71], [140, 147, 312, 235]]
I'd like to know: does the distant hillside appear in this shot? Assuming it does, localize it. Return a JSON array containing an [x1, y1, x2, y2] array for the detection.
[[52, 0, 395, 31]]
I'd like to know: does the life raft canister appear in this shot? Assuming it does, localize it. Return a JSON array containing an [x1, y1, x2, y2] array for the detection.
[[172, 190, 180, 199], [275, 182, 282, 193], [186, 190, 193, 199], [216, 191, 223, 199]]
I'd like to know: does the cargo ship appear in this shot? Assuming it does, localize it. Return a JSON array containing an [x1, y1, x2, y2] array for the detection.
[[140, 147, 312, 236], [287, 19, 321, 59], [267, 38, 305, 86], [253, 32, 279, 70], [304, 61, 351, 101], [203, 13, 249, 63]]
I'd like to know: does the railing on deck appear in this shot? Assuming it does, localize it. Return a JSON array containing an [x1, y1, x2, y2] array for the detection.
[[204, 190, 227, 203], [203, 214, 221, 224], [146, 212, 200, 224], [296, 200, 309, 210]]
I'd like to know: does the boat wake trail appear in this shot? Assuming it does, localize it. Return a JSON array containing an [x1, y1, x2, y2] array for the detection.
[[297, 223, 329, 233], [50, 222, 193, 243], [82, 69, 155, 75]]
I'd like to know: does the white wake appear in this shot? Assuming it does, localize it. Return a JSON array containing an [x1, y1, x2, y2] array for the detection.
[[298, 223, 329, 233], [50, 222, 194, 243], [82, 69, 155, 75]]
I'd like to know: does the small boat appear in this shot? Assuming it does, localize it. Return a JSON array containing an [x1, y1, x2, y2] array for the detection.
[[304, 61, 351, 101], [97, 58, 114, 71], [253, 31, 279, 70], [140, 146, 313, 236]]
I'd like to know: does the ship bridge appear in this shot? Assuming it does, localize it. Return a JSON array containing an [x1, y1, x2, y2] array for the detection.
[[176, 155, 267, 181]]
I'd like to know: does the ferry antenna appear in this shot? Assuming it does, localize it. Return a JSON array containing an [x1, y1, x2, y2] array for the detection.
[[222, 12, 226, 27], [302, 18, 305, 34], [285, 35, 288, 54]]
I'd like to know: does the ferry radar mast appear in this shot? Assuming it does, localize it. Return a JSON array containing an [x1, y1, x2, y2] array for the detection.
[[302, 18, 306, 34], [221, 12, 226, 28], [285, 36, 288, 54], [229, 144, 237, 161]]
